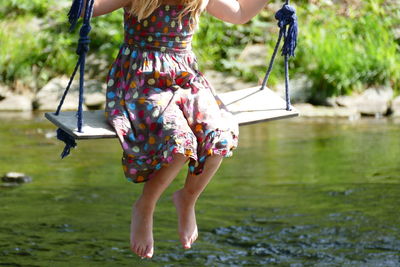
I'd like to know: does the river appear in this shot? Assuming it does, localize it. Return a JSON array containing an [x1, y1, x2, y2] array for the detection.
[[1, 113, 399, 266]]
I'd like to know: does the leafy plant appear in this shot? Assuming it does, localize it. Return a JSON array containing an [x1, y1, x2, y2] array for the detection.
[[294, 0, 400, 102], [0, 0, 50, 19]]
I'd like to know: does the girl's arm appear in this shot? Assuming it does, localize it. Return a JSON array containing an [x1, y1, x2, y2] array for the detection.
[[206, 0, 268, 24], [81, 0, 130, 17]]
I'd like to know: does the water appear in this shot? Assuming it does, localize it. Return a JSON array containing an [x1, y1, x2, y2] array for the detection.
[[1, 113, 400, 266]]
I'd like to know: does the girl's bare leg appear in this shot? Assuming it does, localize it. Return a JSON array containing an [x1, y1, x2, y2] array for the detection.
[[131, 153, 187, 258], [173, 155, 223, 249]]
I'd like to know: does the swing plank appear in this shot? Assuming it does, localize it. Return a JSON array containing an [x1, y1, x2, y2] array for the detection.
[[45, 110, 116, 139], [218, 86, 299, 126], [45, 86, 299, 139]]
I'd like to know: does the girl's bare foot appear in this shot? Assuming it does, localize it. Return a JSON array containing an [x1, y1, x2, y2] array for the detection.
[[173, 190, 198, 249], [130, 198, 154, 258]]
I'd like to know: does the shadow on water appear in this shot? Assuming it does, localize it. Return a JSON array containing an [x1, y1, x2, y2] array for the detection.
[[0, 112, 399, 266]]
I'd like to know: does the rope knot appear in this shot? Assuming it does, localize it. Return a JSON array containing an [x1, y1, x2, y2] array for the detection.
[[79, 23, 92, 37], [275, 4, 298, 57], [275, 5, 296, 28], [76, 24, 92, 54], [76, 36, 90, 54]]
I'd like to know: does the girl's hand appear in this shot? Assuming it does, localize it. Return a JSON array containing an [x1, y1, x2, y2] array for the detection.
[[82, 0, 130, 17], [206, 0, 268, 24]]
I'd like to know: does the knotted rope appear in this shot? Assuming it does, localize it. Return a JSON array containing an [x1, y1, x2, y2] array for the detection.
[[54, 0, 94, 158], [260, 0, 298, 111]]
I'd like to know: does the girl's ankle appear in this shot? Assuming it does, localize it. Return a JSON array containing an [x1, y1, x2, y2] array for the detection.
[[175, 189, 198, 206], [134, 197, 156, 212]]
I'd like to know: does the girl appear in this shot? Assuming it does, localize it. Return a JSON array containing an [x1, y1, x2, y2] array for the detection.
[[90, 0, 268, 259]]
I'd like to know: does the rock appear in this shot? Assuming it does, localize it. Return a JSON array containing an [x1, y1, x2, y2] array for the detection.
[[293, 103, 360, 119], [83, 80, 107, 110], [35, 77, 79, 111], [0, 84, 12, 100], [275, 75, 313, 104], [238, 44, 268, 68], [0, 95, 33, 111], [85, 92, 105, 110], [333, 86, 393, 117], [392, 96, 400, 117], [335, 95, 358, 108], [325, 96, 338, 107], [203, 70, 253, 93], [2, 172, 32, 184], [355, 87, 393, 116], [35, 77, 106, 111], [86, 54, 110, 79]]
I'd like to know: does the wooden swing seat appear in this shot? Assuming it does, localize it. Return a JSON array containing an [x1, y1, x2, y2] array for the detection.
[[45, 86, 299, 140]]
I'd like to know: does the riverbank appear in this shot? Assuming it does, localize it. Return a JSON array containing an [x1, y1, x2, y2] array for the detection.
[[1, 70, 399, 119]]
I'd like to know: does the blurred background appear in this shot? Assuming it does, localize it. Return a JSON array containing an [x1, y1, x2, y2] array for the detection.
[[1, 0, 400, 266], [0, 0, 399, 111]]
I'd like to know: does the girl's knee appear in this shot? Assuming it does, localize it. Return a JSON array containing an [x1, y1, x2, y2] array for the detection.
[[207, 155, 223, 165], [173, 153, 190, 163]]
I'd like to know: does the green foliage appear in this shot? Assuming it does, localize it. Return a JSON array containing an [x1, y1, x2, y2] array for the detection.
[[193, 13, 271, 68], [196, 0, 400, 101], [0, 0, 123, 89], [0, 0, 49, 18], [295, 0, 400, 102], [193, 11, 277, 83]]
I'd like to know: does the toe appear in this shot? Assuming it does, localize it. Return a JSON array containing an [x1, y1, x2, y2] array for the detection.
[[138, 246, 145, 257], [180, 237, 190, 249], [183, 240, 191, 249], [134, 245, 142, 257], [130, 243, 137, 254], [144, 245, 153, 258]]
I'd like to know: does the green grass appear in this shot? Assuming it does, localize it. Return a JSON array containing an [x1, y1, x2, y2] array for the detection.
[[294, 0, 400, 102]]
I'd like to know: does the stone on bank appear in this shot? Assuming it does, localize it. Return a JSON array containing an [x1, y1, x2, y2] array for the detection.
[[332, 86, 393, 117], [392, 96, 400, 117], [34, 77, 106, 111], [1, 172, 32, 187]]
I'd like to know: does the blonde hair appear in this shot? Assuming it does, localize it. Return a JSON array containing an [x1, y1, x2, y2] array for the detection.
[[128, 0, 205, 26]]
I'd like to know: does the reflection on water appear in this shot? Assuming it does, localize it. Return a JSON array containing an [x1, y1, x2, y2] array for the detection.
[[0, 113, 399, 266]]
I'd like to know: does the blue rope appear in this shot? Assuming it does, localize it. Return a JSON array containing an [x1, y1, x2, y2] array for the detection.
[[68, 0, 84, 31], [260, 0, 298, 111], [55, 58, 81, 116], [54, 0, 95, 158]]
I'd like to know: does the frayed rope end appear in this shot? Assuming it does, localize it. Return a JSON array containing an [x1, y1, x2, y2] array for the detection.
[[56, 128, 77, 159], [275, 4, 298, 57], [68, 0, 84, 31]]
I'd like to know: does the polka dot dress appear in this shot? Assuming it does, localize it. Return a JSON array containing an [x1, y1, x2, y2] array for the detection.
[[105, 5, 239, 183]]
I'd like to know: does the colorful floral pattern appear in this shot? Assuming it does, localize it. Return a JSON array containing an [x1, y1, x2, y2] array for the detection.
[[105, 5, 239, 183]]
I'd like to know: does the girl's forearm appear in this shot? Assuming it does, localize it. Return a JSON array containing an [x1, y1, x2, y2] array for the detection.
[[207, 0, 268, 24], [236, 0, 268, 24]]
